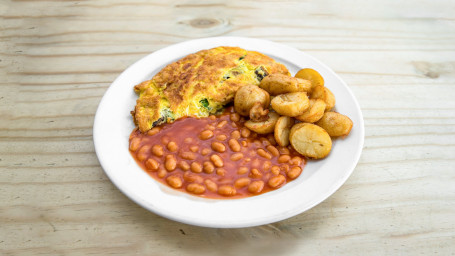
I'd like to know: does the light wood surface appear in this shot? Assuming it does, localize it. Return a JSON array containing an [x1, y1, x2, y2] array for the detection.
[[1, 0, 454, 255]]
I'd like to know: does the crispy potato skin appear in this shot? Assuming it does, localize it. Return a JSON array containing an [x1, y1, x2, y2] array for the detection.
[[234, 85, 270, 117], [316, 112, 353, 137], [133, 46, 289, 132], [259, 74, 311, 95], [274, 116, 294, 147], [290, 123, 332, 159], [244, 112, 280, 134], [295, 99, 326, 123], [271, 92, 309, 117]]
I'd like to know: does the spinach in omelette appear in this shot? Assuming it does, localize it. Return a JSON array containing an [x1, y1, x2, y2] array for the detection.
[[132, 46, 289, 132]]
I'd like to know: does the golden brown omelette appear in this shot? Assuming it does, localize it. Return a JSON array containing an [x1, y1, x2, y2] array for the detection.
[[132, 46, 289, 132]]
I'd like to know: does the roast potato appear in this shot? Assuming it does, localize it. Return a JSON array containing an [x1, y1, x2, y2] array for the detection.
[[274, 116, 294, 147], [244, 112, 280, 134], [316, 112, 353, 137], [234, 85, 270, 116], [249, 102, 269, 121], [295, 68, 324, 89], [289, 123, 332, 159], [259, 74, 311, 95], [311, 86, 335, 111], [271, 92, 309, 117], [295, 99, 326, 123]]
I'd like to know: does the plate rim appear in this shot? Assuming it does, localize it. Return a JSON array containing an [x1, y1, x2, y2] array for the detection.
[[93, 36, 365, 228]]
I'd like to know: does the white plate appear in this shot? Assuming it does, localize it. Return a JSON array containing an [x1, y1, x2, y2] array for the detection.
[[93, 37, 364, 228]]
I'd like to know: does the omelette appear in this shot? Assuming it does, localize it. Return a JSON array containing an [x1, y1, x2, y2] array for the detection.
[[132, 46, 289, 132]]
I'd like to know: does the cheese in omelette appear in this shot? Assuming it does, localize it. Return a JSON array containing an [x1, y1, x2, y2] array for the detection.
[[132, 46, 289, 132]]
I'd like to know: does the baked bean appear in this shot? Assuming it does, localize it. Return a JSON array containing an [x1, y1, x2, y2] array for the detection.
[[206, 125, 216, 130], [263, 161, 272, 171], [209, 115, 216, 120], [180, 151, 196, 160], [250, 168, 262, 178], [216, 168, 226, 176], [243, 158, 251, 164], [253, 140, 262, 147], [218, 185, 236, 196], [137, 153, 147, 161], [152, 145, 164, 157], [257, 148, 272, 159], [290, 156, 303, 166], [210, 154, 224, 167], [241, 141, 248, 147], [278, 155, 291, 163], [234, 177, 251, 188], [186, 183, 206, 194], [261, 138, 271, 146], [217, 120, 227, 128], [281, 164, 290, 173], [231, 122, 238, 128], [251, 158, 261, 168], [165, 155, 177, 171], [190, 145, 199, 152], [201, 148, 211, 156], [266, 145, 280, 157], [183, 171, 203, 183], [157, 168, 167, 178], [228, 139, 241, 152], [216, 134, 227, 141], [249, 150, 257, 157], [241, 127, 251, 138], [138, 145, 151, 155], [278, 147, 290, 155], [237, 166, 249, 175], [129, 137, 141, 151], [147, 127, 161, 136], [204, 179, 218, 192], [161, 136, 170, 145], [271, 166, 280, 175], [230, 152, 244, 161], [184, 137, 193, 144], [199, 130, 214, 140], [288, 166, 302, 179], [203, 161, 215, 174], [178, 161, 190, 171], [267, 134, 277, 146], [231, 130, 241, 139], [264, 173, 271, 180], [230, 113, 240, 122], [166, 175, 182, 188], [268, 175, 286, 188], [248, 180, 264, 194], [167, 141, 178, 152], [211, 142, 226, 153], [190, 162, 202, 173], [145, 158, 160, 170]]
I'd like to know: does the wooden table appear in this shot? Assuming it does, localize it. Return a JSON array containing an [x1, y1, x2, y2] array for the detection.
[[1, 0, 454, 255]]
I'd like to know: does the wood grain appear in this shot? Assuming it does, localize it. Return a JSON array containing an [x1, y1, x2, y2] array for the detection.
[[1, 0, 454, 255]]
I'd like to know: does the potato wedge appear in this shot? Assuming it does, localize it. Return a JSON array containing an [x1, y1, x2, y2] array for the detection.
[[271, 92, 309, 117], [311, 86, 335, 111], [295, 68, 324, 89], [244, 112, 280, 134], [259, 74, 311, 95], [274, 116, 295, 147], [316, 112, 353, 137], [295, 99, 326, 123], [289, 123, 332, 159]]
